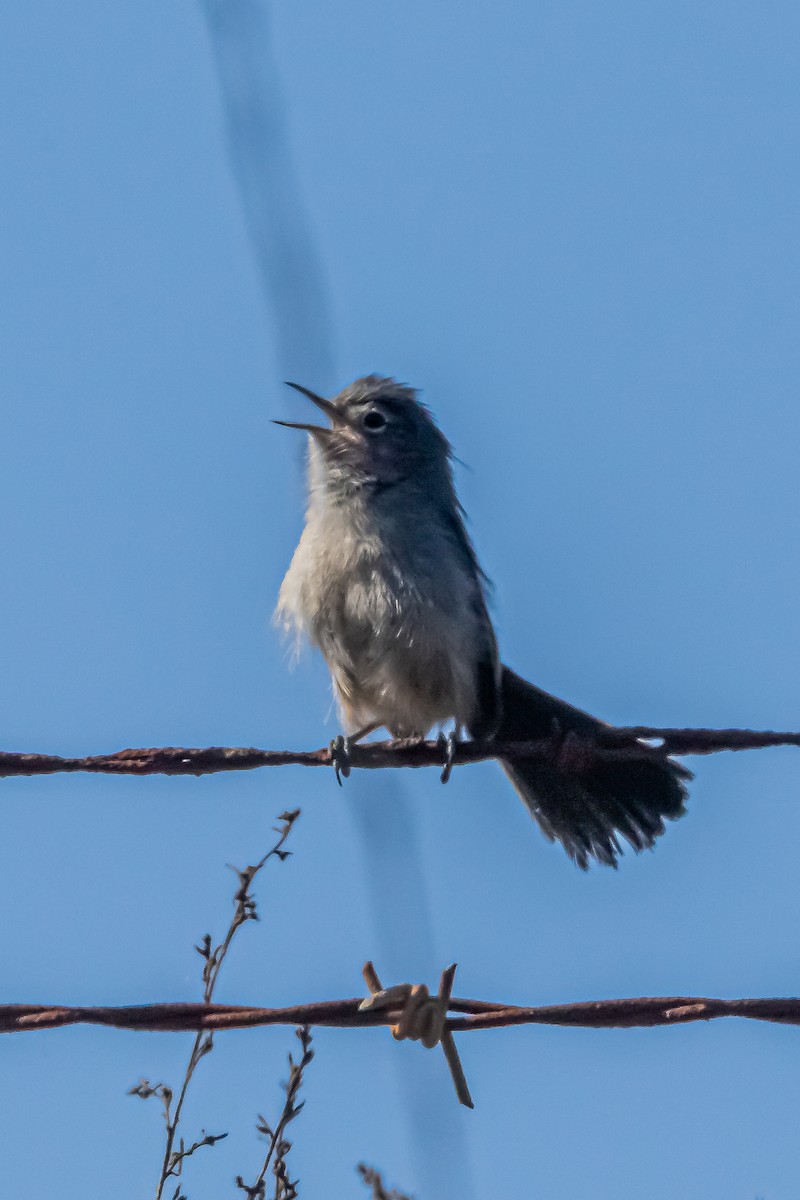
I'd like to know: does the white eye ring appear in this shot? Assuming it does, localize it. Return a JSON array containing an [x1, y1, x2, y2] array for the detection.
[[363, 411, 387, 431]]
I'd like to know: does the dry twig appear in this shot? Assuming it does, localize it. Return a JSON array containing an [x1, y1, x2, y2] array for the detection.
[[357, 1164, 413, 1200], [235, 1026, 314, 1200], [129, 809, 300, 1199]]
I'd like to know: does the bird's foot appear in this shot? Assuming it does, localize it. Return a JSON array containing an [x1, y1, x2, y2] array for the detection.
[[437, 731, 459, 784], [329, 735, 352, 786]]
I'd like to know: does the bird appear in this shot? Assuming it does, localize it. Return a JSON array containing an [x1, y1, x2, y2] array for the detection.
[[275, 375, 689, 869]]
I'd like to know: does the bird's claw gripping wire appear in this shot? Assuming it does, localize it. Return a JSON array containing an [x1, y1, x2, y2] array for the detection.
[[359, 960, 474, 1108], [329, 735, 351, 786], [437, 731, 459, 784]]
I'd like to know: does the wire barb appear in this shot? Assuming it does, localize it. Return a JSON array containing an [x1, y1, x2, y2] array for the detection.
[[359, 961, 474, 1108]]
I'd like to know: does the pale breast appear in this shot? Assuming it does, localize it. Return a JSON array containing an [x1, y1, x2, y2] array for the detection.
[[277, 502, 492, 737]]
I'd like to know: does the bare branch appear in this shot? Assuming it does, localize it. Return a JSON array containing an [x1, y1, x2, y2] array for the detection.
[[357, 1164, 413, 1200], [128, 809, 301, 1199], [235, 1027, 314, 1200]]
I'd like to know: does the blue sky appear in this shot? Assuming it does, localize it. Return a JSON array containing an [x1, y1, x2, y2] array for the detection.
[[2, 1, 800, 1197]]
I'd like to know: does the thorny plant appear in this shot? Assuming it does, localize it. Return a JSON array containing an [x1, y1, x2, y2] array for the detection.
[[129, 808, 301, 1200], [235, 1025, 314, 1199], [356, 1164, 413, 1200]]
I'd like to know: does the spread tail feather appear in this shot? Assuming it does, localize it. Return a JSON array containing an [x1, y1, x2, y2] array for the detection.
[[496, 666, 690, 869]]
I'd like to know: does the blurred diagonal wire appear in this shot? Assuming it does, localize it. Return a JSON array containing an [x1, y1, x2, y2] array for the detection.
[[200, 0, 334, 381], [198, 3, 476, 1193]]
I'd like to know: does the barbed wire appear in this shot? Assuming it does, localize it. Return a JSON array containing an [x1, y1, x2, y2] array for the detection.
[[6, 991, 800, 1035], [1, 726, 800, 779]]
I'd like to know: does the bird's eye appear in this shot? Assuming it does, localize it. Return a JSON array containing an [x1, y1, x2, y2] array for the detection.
[[363, 411, 387, 431]]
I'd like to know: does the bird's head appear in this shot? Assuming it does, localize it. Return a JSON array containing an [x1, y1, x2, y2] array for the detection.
[[275, 375, 452, 493]]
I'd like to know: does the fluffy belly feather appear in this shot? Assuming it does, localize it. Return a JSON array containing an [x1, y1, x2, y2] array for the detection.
[[326, 617, 476, 737], [315, 570, 480, 737], [277, 499, 490, 738]]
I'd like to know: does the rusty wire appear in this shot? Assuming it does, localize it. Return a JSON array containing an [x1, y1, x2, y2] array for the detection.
[[5, 992, 800, 1036], [1, 726, 800, 780]]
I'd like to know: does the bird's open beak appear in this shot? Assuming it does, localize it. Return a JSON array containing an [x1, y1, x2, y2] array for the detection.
[[273, 381, 349, 439]]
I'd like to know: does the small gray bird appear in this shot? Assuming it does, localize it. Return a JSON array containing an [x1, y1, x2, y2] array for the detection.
[[275, 375, 689, 869]]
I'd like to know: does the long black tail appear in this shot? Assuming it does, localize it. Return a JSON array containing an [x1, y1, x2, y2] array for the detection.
[[496, 666, 690, 869]]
